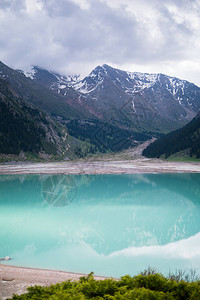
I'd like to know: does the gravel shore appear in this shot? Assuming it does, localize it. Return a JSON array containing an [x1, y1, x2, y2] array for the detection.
[[0, 264, 105, 300], [0, 158, 200, 175]]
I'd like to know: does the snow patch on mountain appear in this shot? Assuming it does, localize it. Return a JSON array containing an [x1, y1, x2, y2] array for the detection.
[[72, 77, 104, 94], [59, 84, 66, 89], [23, 68, 36, 80], [50, 73, 81, 93], [127, 71, 158, 87], [167, 77, 186, 96], [52, 73, 80, 84], [132, 100, 136, 112]]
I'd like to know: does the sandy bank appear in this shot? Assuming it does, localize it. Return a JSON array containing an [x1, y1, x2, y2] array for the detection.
[[0, 158, 200, 175], [0, 264, 105, 299]]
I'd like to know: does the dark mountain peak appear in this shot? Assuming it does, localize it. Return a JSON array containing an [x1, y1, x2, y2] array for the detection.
[[89, 64, 124, 78], [89, 65, 104, 76], [91, 64, 112, 72], [79, 65, 106, 87], [102, 64, 116, 72], [102, 63, 111, 68]]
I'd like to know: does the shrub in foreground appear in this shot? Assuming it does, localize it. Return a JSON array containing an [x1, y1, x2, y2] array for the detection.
[[11, 272, 200, 300]]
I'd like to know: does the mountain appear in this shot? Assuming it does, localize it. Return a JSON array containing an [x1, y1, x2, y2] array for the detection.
[[142, 110, 200, 159], [0, 62, 151, 158], [9, 63, 153, 152], [27, 64, 200, 134]]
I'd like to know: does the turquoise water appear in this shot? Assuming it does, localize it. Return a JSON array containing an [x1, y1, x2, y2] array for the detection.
[[0, 173, 200, 278]]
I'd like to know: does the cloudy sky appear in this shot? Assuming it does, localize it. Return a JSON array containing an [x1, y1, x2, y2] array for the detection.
[[0, 0, 200, 85]]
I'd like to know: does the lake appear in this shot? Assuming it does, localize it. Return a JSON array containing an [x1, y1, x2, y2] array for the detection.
[[0, 173, 200, 278]]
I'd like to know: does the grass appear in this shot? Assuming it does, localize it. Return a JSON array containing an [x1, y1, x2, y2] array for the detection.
[[166, 156, 200, 162], [158, 149, 200, 162]]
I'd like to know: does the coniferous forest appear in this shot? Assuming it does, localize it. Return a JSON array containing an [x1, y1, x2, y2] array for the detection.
[[143, 111, 200, 159], [0, 100, 45, 154]]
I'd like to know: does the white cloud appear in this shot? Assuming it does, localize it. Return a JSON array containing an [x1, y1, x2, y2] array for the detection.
[[69, 0, 90, 10], [24, 0, 43, 15], [0, 0, 200, 85]]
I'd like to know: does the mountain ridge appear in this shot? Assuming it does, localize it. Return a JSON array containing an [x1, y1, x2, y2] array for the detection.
[[23, 63, 200, 133]]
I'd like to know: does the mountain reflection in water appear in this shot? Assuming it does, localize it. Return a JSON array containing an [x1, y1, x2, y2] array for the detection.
[[0, 173, 200, 277]]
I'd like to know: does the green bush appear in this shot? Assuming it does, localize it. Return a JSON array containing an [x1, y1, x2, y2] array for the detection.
[[11, 272, 200, 300]]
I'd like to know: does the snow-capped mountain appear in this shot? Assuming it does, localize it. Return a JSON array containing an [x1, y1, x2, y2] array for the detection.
[[71, 64, 160, 94], [20, 63, 200, 133], [71, 64, 200, 111], [67, 64, 199, 132]]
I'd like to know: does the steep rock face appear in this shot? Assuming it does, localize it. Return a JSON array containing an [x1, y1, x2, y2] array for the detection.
[[27, 64, 200, 133]]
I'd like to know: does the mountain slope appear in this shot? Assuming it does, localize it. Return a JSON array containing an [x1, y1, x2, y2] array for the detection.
[[0, 61, 92, 120], [142, 110, 200, 159], [0, 78, 74, 157]]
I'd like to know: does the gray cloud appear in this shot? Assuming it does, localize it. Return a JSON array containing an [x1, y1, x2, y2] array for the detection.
[[0, 0, 200, 84]]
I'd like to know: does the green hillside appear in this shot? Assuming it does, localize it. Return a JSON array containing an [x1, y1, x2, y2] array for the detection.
[[143, 111, 200, 159], [0, 78, 71, 157]]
